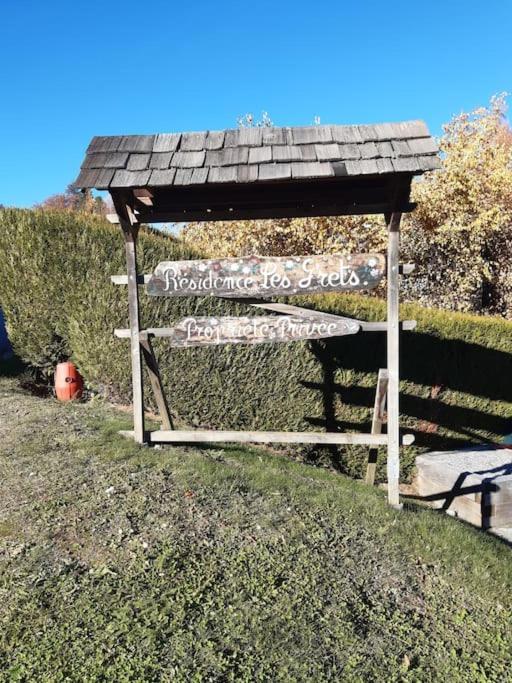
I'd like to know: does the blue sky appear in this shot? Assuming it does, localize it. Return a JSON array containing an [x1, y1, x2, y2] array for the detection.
[[1, 0, 510, 207]]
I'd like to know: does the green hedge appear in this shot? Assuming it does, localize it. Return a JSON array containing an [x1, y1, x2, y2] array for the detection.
[[1, 208, 511, 481]]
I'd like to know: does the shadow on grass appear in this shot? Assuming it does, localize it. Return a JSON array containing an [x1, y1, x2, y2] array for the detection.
[[0, 355, 25, 378], [401, 496, 512, 549]]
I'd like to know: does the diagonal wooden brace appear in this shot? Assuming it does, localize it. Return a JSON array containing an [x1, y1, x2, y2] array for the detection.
[[140, 337, 173, 430], [365, 369, 389, 486]]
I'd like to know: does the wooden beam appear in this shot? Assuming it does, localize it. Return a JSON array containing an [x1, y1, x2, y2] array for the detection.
[[223, 301, 417, 332], [365, 369, 389, 486], [111, 274, 151, 285], [133, 188, 153, 207], [110, 191, 145, 445], [131, 202, 416, 223], [119, 429, 415, 446], [386, 212, 402, 508], [140, 337, 173, 430]]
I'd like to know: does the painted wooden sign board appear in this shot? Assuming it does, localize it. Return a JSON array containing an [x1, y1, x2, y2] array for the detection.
[[147, 254, 385, 298], [146, 314, 360, 348]]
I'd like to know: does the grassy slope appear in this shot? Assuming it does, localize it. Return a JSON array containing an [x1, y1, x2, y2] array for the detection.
[[0, 369, 511, 682]]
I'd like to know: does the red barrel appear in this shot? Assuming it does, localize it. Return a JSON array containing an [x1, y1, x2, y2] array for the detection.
[[55, 362, 83, 401]]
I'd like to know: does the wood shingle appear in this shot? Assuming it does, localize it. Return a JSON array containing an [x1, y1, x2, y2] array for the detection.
[[126, 154, 150, 171], [149, 152, 173, 169], [153, 133, 181, 152]]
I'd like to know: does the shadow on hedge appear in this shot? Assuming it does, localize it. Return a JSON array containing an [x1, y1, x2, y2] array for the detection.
[[304, 330, 512, 453]]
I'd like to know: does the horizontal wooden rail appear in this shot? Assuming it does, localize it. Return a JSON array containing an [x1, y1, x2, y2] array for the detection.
[[119, 429, 415, 446], [111, 274, 151, 285]]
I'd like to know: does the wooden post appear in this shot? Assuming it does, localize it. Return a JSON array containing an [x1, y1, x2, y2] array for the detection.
[[111, 192, 146, 444], [365, 368, 388, 486], [386, 212, 402, 508]]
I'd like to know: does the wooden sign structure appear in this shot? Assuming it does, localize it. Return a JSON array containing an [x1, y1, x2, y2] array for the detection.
[[109, 229, 417, 511], [82, 119, 440, 508], [112, 244, 416, 512]]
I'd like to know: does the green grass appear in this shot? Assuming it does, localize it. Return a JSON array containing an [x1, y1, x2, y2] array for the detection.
[[0, 374, 511, 682]]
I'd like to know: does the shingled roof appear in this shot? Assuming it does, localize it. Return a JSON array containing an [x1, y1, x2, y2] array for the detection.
[[74, 120, 440, 191]]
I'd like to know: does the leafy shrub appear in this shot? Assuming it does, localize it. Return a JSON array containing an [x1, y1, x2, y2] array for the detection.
[[0, 208, 511, 482], [182, 96, 512, 317]]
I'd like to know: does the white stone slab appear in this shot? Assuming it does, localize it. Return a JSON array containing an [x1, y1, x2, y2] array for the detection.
[[415, 447, 512, 528]]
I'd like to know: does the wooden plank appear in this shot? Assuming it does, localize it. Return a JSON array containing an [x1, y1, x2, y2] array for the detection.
[[315, 144, 341, 161], [331, 125, 364, 144], [126, 203, 415, 223], [205, 147, 249, 167], [262, 127, 291, 145], [174, 169, 194, 185], [127, 154, 151, 171], [83, 151, 129, 169], [170, 151, 206, 168], [133, 188, 153, 206], [119, 429, 414, 446], [149, 152, 173, 169], [147, 254, 386, 298], [290, 162, 334, 179], [128, 172, 414, 220], [359, 142, 379, 159], [241, 301, 360, 326], [180, 131, 207, 151], [153, 133, 181, 152], [345, 159, 380, 176], [110, 273, 417, 306], [205, 131, 225, 150], [118, 315, 359, 348], [191, 168, 209, 184], [150, 169, 176, 186], [248, 147, 272, 164], [118, 135, 155, 153], [235, 300, 417, 332], [291, 126, 334, 144], [258, 163, 292, 181], [386, 212, 402, 508], [111, 274, 150, 284], [237, 127, 263, 147], [140, 337, 173, 430], [114, 320, 417, 339], [111, 169, 151, 188], [208, 166, 238, 184], [111, 192, 146, 444], [237, 165, 259, 184], [272, 145, 303, 162], [365, 369, 389, 486]]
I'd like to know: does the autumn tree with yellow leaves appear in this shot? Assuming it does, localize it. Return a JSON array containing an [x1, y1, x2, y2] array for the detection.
[[181, 95, 512, 316]]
